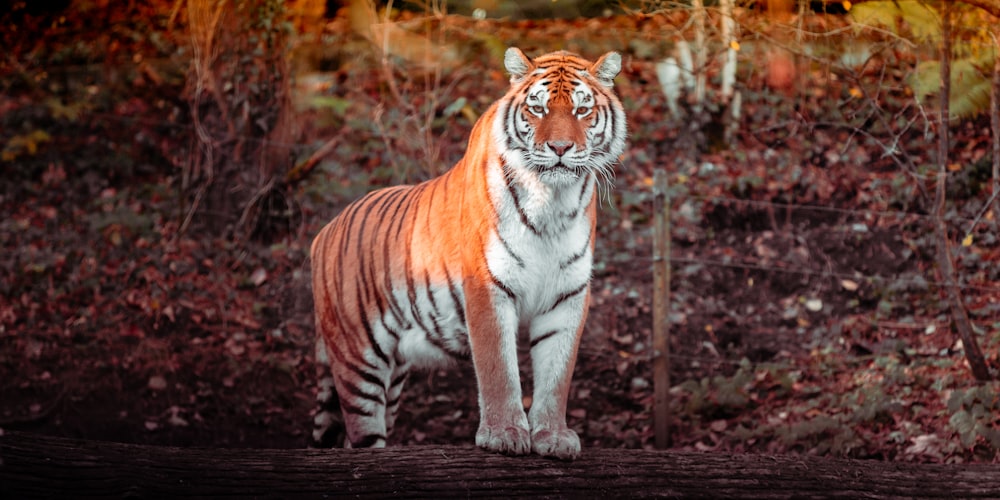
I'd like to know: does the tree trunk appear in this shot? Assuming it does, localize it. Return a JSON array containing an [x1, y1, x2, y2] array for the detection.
[[3, 432, 1000, 499], [932, 3, 992, 381], [719, 0, 740, 147], [692, 0, 707, 113], [992, 26, 1000, 225]]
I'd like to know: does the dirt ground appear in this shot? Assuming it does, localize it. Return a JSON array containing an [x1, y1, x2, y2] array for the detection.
[[0, 187, 914, 451]]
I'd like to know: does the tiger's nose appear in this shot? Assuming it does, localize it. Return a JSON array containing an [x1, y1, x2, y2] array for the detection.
[[547, 141, 573, 156]]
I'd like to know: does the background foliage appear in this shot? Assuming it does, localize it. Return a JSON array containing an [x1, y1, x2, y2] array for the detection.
[[2, 0, 1000, 463]]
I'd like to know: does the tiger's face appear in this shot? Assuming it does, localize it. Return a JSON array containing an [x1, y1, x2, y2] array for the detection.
[[497, 49, 627, 186]]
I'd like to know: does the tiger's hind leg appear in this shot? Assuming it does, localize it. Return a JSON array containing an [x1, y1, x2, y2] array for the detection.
[[310, 337, 345, 448], [310, 336, 401, 449], [324, 341, 412, 448], [383, 362, 409, 438]]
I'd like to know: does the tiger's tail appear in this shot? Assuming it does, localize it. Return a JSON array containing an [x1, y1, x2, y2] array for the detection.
[[310, 335, 346, 448]]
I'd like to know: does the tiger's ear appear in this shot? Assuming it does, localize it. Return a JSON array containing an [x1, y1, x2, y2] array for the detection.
[[590, 52, 622, 87], [504, 47, 533, 82]]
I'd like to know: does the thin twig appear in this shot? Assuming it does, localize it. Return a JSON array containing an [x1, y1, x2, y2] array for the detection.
[[963, 190, 1000, 238]]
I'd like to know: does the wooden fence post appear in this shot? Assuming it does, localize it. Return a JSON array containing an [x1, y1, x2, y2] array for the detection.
[[652, 168, 671, 449]]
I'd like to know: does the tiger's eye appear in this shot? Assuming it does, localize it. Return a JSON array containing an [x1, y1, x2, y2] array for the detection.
[[575, 106, 591, 117], [529, 105, 545, 115]]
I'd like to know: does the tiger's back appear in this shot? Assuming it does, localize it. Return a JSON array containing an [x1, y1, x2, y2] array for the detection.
[[311, 48, 626, 459]]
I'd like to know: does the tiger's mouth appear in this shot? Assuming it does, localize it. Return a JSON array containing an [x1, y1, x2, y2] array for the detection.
[[538, 162, 580, 175]]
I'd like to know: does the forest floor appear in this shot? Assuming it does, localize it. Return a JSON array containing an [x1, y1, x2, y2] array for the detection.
[[2, 3, 999, 463]]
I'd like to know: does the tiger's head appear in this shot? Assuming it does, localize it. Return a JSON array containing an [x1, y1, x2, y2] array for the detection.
[[496, 48, 627, 187]]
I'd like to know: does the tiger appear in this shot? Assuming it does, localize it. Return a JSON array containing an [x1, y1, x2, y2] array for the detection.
[[310, 47, 626, 460]]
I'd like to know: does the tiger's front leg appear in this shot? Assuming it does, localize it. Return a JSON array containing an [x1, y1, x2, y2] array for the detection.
[[526, 288, 589, 460], [465, 279, 531, 456]]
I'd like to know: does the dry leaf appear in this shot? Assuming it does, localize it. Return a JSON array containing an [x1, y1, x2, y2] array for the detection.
[[250, 267, 268, 286], [147, 375, 167, 391]]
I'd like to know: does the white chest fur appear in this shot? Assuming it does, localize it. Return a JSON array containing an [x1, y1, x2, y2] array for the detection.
[[484, 159, 595, 321]]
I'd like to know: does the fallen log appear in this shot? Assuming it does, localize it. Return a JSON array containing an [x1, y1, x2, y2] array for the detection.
[[1, 431, 998, 498]]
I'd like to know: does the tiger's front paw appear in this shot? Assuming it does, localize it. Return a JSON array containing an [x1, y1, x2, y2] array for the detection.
[[531, 428, 581, 460], [476, 424, 531, 456]]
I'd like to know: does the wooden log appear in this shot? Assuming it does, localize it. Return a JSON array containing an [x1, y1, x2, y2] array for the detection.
[[2, 431, 1000, 499]]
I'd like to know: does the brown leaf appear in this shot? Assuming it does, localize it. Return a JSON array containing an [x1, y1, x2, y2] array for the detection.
[[250, 267, 268, 287], [148, 375, 167, 391]]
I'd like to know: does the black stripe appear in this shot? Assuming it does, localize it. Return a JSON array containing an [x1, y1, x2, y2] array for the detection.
[[384, 323, 401, 341], [421, 267, 447, 351], [387, 371, 406, 408], [604, 103, 621, 152], [353, 189, 395, 297], [325, 330, 380, 374], [390, 370, 408, 390], [340, 399, 375, 418], [503, 100, 516, 150], [538, 58, 586, 68], [330, 190, 385, 335], [351, 434, 385, 448], [559, 238, 590, 270], [340, 380, 384, 406], [422, 305, 467, 360], [353, 196, 394, 363], [423, 269, 439, 314], [401, 187, 427, 328], [592, 107, 609, 148], [513, 100, 531, 147], [334, 356, 384, 418], [425, 327, 466, 360], [490, 271, 516, 302], [562, 179, 587, 218], [408, 304, 434, 345], [546, 282, 588, 314], [333, 203, 360, 302], [386, 393, 402, 409], [505, 100, 526, 150], [497, 233, 526, 268], [404, 262, 437, 341], [342, 357, 384, 388], [578, 176, 591, 205], [444, 266, 466, 326], [317, 390, 340, 412], [424, 176, 441, 233], [356, 287, 391, 366], [383, 192, 413, 329], [426, 307, 445, 341], [379, 188, 410, 325], [530, 329, 561, 349], [313, 227, 339, 334], [507, 180, 541, 236]]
